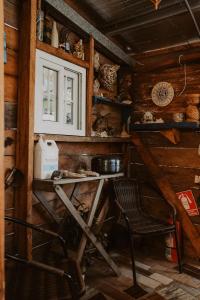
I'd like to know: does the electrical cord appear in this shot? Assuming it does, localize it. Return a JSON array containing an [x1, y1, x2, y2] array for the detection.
[[177, 54, 187, 96]]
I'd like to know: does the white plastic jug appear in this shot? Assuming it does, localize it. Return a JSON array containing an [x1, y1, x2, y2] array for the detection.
[[34, 135, 59, 179]]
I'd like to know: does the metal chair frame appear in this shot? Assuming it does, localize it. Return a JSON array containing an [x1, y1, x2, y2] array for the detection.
[[5, 216, 81, 300], [113, 178, 182, 288]]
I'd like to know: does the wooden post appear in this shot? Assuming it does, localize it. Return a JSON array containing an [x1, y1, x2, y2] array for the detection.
[[15, 0, 37, 259], [0, 0, 5, 298], [86, 35, 94, 136], [131, 132, 200, 258]]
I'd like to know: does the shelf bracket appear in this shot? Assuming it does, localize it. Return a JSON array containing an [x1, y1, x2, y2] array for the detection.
[[160, 128, 180, 144]]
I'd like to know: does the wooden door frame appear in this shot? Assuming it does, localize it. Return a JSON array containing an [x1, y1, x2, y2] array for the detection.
[[0, 0, 5, 298]]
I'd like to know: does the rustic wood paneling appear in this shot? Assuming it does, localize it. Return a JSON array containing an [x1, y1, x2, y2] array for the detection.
[[4, 0, 19, 28], [132, 48, 200, 258], [5, 75, 18, 102], [4, 48, 18, 76], [4, 129, 16, 155], [4, 102, 17, 129], [0, 0, 5, 298], [4, 5, 19, 292], [4, 25, 18, 51]]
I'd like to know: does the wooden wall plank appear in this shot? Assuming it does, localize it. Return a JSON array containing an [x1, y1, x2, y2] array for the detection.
[[4, 0, 19, 28], [15, 0, 37, 258], [4, 25, 18, 51], [0, 0, 5, 298], [4, 130, 16, 156], [86, 35, 94, 136], [4, 75, 18, 102], [4, 102, 17, 129], [4, 49, 18, 76]]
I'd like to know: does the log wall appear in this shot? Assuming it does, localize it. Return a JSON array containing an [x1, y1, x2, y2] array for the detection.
[[131, 46, 200, 258], [4, 0, 126, 256], [4, 0, 19, 253]]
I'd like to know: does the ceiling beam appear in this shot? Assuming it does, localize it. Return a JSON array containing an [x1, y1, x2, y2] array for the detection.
[[184, 0, 200, 38], [101, 0, 179, 32], [102, 1, 200, 36], [44, 0, 135, 66]]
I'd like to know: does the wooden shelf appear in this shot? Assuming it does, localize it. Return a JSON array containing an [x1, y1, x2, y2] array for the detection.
[[93, 96, 132, 109], [130, 122, 199, 131], [36, 41, 90, 69], [34, 134, 131, 143]]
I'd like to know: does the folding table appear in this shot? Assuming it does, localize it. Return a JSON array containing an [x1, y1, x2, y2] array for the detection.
[[33, 173, 124, 276]]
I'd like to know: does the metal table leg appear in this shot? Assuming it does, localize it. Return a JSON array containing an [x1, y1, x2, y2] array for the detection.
[[77, 179, 104, 263], [54, 184, 120, 277]]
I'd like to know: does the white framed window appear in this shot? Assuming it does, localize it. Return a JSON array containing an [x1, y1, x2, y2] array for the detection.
[[34, 49, 86, 136]]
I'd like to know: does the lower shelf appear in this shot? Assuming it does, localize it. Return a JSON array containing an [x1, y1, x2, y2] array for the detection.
[[130, 122, 199, 131]]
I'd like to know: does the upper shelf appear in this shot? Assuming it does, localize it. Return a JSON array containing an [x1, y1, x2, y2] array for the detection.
[[93, 96, 132, 108], [130, 122, 199, 131], [44, 0, 134, 66], [34, 134, 131, 143], [36, 41, 90, 69]]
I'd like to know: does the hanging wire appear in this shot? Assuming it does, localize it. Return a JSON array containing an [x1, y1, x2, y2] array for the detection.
[[176, 54, 187, 96]]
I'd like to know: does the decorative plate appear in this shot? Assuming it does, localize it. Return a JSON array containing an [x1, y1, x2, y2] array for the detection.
[[151, 82, 174, 107]]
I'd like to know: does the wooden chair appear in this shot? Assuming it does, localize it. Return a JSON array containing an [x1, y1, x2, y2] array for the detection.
[[113, 178, 182, 295]]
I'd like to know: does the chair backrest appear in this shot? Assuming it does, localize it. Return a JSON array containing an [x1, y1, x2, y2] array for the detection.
[[113, 179, 143, 220]]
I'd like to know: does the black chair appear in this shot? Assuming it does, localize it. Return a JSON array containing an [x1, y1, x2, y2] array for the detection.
[[113, 179, 182, 296]]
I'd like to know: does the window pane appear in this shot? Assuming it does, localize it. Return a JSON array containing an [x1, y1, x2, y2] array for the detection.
[[66, 77, 73, 101], [42, 67, 58, 121], [64, 76, 74, 124], [65, 103, 73, 124]]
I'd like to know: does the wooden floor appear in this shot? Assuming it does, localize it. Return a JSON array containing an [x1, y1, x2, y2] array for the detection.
[[83, 251, 200, 300], [6, 249, 200, 299]]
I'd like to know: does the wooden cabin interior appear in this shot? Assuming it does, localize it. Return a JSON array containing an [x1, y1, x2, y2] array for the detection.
[[1, 0, 200, 299]]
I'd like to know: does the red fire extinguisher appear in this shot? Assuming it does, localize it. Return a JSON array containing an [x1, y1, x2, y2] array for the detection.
[[165, 218, 181, 263]]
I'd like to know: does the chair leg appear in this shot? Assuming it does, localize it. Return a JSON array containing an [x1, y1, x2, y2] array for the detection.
[[127, 231, 138, 286], [174, 228, 182, 273]]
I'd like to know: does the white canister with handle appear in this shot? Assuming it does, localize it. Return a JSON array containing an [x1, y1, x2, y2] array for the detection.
[[34, 135, 59, 179]]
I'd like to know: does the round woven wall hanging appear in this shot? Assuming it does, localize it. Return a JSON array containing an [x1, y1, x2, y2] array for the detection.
[[151, 82, 174, 107]]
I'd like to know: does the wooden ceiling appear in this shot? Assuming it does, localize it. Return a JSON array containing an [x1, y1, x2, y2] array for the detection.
[[78, 0, 200, 54]]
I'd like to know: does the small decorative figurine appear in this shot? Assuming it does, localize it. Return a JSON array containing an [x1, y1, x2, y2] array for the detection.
[[99, 64, 120, 91], [151, 0, 161, 10], [36, 0, 44, 42], [43, 14, 53, 44], [185, 95, 200, 123], [173, 113, 184, 123], [155, 118, 164, 123], [59, 27, 71, 53], [118, 72, 133, 104], [186, 105, 199, 122], [36, 7, 44, 41], [142, 111, 154, 123], [73, 39, 85, 60], [93, 79, 100, 96], [120, 124, 130, 138], [94, 52, 100, 72], [51, 21, 59, 48]]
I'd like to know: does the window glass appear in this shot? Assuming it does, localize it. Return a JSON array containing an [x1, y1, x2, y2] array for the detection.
[[42, 67, 58, 121], [64, 76, 74, 125]]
